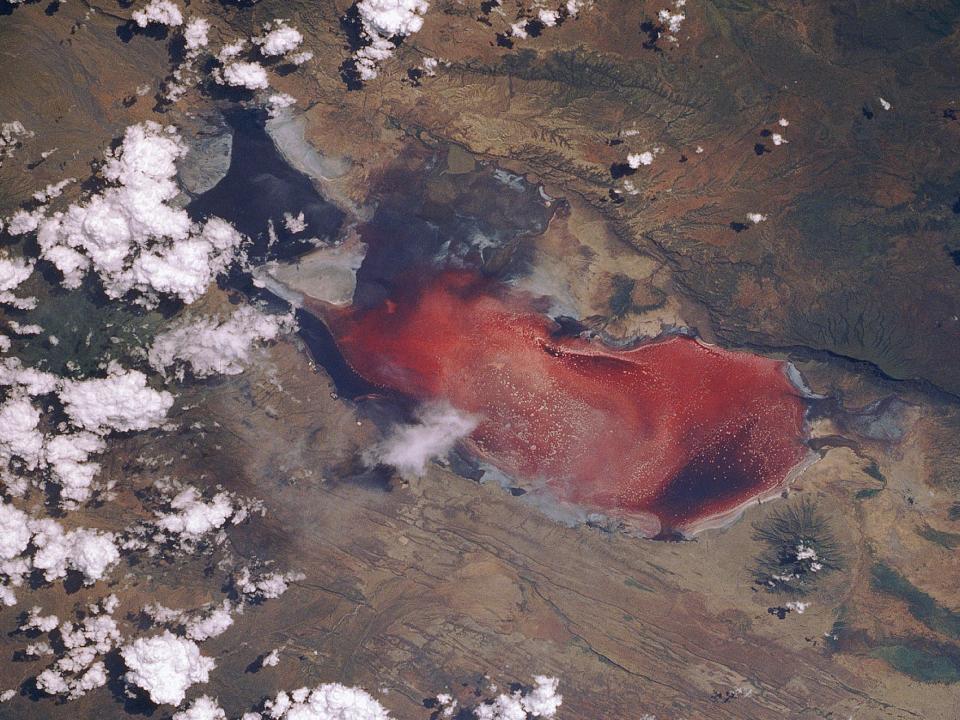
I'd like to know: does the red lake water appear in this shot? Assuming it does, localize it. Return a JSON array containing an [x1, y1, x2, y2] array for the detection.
[[324, 271, 809, 535]]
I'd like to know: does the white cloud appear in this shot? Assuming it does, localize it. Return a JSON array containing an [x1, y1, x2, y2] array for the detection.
[[0, 502, 32, 563], [143, 603, 187, 624], [509, 21, 529, 39], [263, 683, 391, 719], [29, 519, 120, 584], [627, 151, 654, 168], [121, 631, 215, 706], [155, 485, 237, 540], [66, 528, 122, 584], [746, 212, 767, 224], [5, 208, 44, 236], [285, 50, 313, 66], [7, 320, 42, 335], [217, 61, 271, 90], [0, 356, 58, 395], [184, 601, 234, 641], [22, 606, 60, 633], [538, 9, 559, 26], [282, 210, 307, 233], [123, 479, 262, 555], [420, 56, 439, 76], [33, 178, 74, 203], [36, 122, 246, 305], [269, 93, 297, 118], [369, 402, 478, 478], [173, 695, 227, 720], [35, 603, 117, 702], [0, 359, 160, 507], [256, 20, 303, 57], [658, 4, 685, 34], [232, 566, 304, 602], [879, 97, 891, 111], [0, 395, 45, 471], [474, 677, 562, 720], [353, 0, 430, 81], [44, 432, 107, 506], [148, 305, 295, 379], [0, 121, 33, 168], [261, 648, 281, 667], [58, 364, 174, 433], [520, 676, 562, 717], [184, 17, 211, 52], [132, 0, 184, 28]]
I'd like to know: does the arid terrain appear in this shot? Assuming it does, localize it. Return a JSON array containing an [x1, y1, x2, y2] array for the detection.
[[1, 1, 959, 719]]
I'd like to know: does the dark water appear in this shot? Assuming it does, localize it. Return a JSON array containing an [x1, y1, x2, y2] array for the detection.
[[295, 142, 555, 398], [296, 150, 553, 394], [188, 109, 345, 262], [294, 309, 384, 400], [352, 149, 553, 309]]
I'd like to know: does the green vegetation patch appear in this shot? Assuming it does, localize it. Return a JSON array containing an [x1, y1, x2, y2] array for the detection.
[[871, 562, 960, 640]]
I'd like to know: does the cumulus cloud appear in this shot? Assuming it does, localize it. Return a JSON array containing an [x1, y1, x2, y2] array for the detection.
[[0, 395, 45, 472], [22, 606, 60, 633], [231, 566, 304, 602], [627, 149, 660, 168], [0, 504, 124, 603], [267, 92, 297, 118], [255, 20, 303, 57], [132, 0, 184, 28], [4, 208, 45, 237], [282, 211, 307, 233], [30, 519, 120, 585], [260, 648, 281, 668], [184, 601, 234, 641], [474, 676, 562, 720], [6, 320, 42, 335], [154, 484, 239, 540], [216, 61, 271, 90], [44, 431, 107, 506], [121, 631, 215, 706], [368, 402, 478, 478], [0, 253, 35, 309], [1, 356, 168, 506], [58, 364, 174, 434], [173, 695, 227, 720], [352, 0, 430, 81], [36, 122, 246, 306], [122, 478, 262, 555], [0, 120, 33, 168], [262, 683, 391, 720], [658, 0, 686, 35], [32, 178, 74, 203], [184, 17, 211, 52], [148, 305, 295, 380], [33, 595, 120, 700], [0, 356, 58, 395], [0, 503, 33, 601]]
